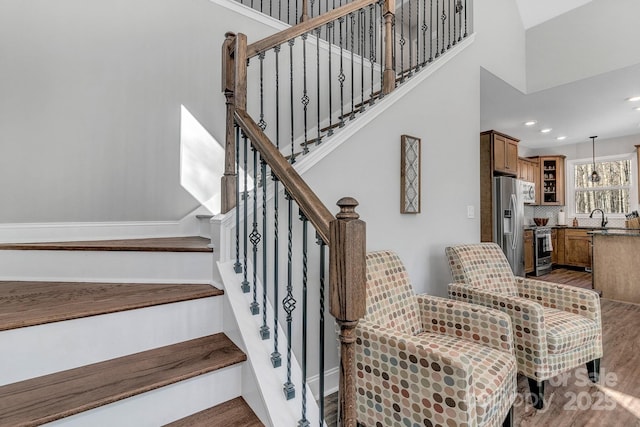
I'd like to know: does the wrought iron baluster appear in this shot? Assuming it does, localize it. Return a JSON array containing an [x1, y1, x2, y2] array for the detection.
[[258, 52, 267, 133], [379, 0, 384, 99], [399, 0, 405, 81], [317, 236, 327, 427], [447, 0, 451, 49], [298, 211, 310, 427], [274, 45, 281, 150], [349, 13, 355, 120], [241, 132, 250, 293], [369, 4, 376, 105], [435, 0, 439, 58], [302, 33, 309, 153], [282, 191, 296, 400], [440, 0, 446, 54], [422, 0, 427, 66], [316, 27, 322, 145], [416, 0, 420, 69], [260, 158, 270, 339], [464, 0, 468, 38], [338, 16, 345, 127], [234, 125, 242, 274], [271, 173, 282, 368], [289, 38, 296, 163], [452, 0, 457, 45], [360, 9, 365, 113], [429, 0, 434, 62], [408, 0, 413, 76], [327, 21, 334, 136], [456, 0, 463, 42], [250, 146, 260, 315]]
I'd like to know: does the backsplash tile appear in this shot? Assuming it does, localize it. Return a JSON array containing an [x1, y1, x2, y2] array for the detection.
[[525, 205, 626, 228]]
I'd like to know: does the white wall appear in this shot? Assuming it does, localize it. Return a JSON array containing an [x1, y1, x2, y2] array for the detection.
[[527, 134, 640, 160], [0, 0, 280, 223], [526, 0, 640, 93]]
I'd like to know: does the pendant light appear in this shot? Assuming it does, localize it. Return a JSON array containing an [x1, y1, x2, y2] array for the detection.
[[590, 136, 600, 183]]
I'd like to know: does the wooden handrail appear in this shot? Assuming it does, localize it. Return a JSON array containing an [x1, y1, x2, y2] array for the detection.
[[246, 0, 380, 58], [234, 108, 334, 244]]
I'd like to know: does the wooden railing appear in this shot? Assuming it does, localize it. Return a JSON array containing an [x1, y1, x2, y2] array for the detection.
[[220, 1, 472, 424]]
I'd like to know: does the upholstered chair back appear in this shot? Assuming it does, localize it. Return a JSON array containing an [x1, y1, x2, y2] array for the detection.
[[364, 250, 422, 335], [445, 243, 519, 296]]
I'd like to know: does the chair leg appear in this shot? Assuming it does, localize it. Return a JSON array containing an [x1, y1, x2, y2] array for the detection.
[[587, 358, 601, 383], [527, 377, 545, 409], [502, 405, 514, 427]]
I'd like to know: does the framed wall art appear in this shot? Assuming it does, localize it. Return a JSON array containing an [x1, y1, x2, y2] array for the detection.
[[400, 135, 421, 214]]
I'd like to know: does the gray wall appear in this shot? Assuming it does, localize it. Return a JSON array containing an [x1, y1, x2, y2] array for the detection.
[[526, 0, 640, 93], [0, 0, 278, 223]]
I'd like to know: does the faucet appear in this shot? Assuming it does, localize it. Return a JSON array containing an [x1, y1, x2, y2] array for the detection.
[[589, 208, 608, 228]]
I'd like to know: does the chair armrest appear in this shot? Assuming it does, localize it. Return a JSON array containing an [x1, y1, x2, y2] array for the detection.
[[448, 282, 548, 356], [416, 294, 513, 354], [356, 320, 477, 424], [515, 277, 601, 323]]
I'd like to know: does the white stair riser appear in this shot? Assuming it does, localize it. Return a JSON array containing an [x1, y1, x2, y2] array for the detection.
[[43, 365, 242, 427], [0, 297, 222, 386], [0, 250, 214, 283]]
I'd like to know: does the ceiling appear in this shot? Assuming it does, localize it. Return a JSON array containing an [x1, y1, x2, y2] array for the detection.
[[480, 0, 640, 150]]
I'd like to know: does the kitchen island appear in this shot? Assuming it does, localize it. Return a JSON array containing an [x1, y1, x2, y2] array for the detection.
[[591, 229, 640, 304]]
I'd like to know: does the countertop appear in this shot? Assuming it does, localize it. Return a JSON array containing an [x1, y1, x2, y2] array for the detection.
[[589, 229, 640, 236]]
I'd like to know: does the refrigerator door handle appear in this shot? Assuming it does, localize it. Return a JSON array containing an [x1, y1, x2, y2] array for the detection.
[[510, 194, 518, 250]]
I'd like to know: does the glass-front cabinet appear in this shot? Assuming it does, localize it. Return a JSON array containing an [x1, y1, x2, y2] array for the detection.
[[539, 155, 566, 205]]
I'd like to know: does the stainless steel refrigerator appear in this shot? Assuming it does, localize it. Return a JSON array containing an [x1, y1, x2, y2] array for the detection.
[[493, 176, 525, 277]]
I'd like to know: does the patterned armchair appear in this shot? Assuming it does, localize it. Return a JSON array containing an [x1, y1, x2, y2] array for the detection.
[[445, 243, 602, 409], [356, 250, 517, 427]]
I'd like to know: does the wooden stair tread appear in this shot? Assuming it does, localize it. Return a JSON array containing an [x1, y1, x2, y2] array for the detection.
[[0, 281, 223, 331], [164, 397, 264, 427], [0, 333, 246, 427], [0, 236, 213, 252]]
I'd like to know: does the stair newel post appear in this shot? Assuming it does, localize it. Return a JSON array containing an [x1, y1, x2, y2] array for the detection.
[[382, 0, 396, 95], [329, 197, 366, 427], [221, 32, 237, 214]]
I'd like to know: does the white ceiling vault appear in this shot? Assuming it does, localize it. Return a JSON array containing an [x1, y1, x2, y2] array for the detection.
[[481, 0, 640, 150]]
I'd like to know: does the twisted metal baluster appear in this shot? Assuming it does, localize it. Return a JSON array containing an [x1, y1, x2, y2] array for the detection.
[[416, 0, 420, 69], [258, 52, 267, 133], [369, 4, 376, 105], [271, 173, 282, 367], [399, 0, 405, 81], [359, 9, 365, 113], [250, 147, 261, 315], [316, 235, 327, 427], [464, 0, 468, 38], [327, 21, 334, 136], [234, 125, 242, 274], [447, 0, 451, 49], [338, 16, 346, 128], [456, 0, 463, 42], [453, 0, 457, 45], [241, 132, 250, 293], [407, 0, 413, 76], [282, 191, 296, 400], [440, 0, 446, 54], [289, 38, 296, 163], [301, 33, 310, 153], [260, 158, 269, 338], [429, 0, 434, 62], [422, 0, 427, 66], [379, 0, 385, 99], [297, 211, 310, 427], [349, 13, 355, 120], [316, 27, 322, 146]]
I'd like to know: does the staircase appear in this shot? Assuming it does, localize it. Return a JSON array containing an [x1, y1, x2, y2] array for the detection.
[[0, 236, 263, 426]]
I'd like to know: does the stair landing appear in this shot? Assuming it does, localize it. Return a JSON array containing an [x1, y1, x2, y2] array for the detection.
[[0, 281, 222, 331]]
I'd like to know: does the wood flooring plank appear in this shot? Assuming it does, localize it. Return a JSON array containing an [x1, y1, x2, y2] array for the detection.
[[0, 237, 213, 252], [0, 281, 222, 331], [164, 397, 264, 427], [0, 334, 246, 427]]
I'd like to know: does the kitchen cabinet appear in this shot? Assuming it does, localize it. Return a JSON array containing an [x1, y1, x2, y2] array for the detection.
[[564, 228, 592, 269], [518, 157, 540, 205], [539, 156, 566, 205], [551, 228, 565, 265], [524, 229, 534, 274], [481, 130, 519, 176], [480, 130, 520, 242]]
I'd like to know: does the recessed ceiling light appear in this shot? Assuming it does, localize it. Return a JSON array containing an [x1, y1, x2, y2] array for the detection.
[[627, 96, 640, 102], [541, 128, 552, 133], [556, 136, 567, 141], [524, 120, 537, 126]]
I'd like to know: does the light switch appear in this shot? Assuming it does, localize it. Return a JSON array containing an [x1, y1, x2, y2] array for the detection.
[[467, 205, 475, 218]]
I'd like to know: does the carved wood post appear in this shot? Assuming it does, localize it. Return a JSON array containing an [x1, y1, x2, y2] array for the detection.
[[301, 0, 309, 22], [382, 0, 396, 95], [221, 32, 237, 214], [329, 197, 366, 427]]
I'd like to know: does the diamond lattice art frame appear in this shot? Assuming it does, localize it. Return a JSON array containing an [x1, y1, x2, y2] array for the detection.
[[400, 135, 421, 214]]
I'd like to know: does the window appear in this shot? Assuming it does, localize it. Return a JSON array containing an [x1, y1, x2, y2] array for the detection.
[[573, 157, 632, 215]]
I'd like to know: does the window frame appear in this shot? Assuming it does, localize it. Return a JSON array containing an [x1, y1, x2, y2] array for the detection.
[[567, 152, 637, 219]]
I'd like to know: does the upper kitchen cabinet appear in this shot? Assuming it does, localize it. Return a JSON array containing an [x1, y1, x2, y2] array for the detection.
[[518, 157, 540, 205], [481, 130, 519, 176], [539, 155, 566, 205]]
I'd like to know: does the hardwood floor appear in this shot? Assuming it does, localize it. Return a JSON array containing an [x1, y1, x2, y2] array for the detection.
[[323, 271, 640, 426]]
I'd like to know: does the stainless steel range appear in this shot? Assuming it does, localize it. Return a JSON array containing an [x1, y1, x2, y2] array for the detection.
[[534, 227, 552, 276]]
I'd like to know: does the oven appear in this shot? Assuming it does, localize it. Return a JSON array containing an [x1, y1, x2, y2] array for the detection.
[[534, 227, 552, 276]]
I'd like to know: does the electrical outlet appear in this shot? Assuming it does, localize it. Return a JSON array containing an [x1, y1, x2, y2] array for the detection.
[[467, 205, 475, 218]]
